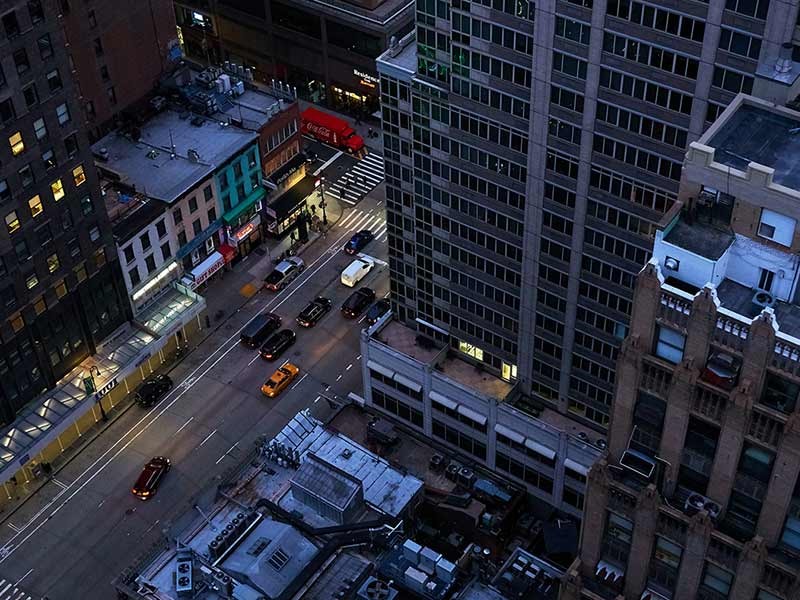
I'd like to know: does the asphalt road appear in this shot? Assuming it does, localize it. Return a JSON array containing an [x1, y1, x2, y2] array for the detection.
[[0, 194, 388, 599]]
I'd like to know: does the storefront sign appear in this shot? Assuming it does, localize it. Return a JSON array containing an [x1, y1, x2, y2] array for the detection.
[[353, 69, 379, 84], [275, 163, 301, 187], [94, 377, 119, 401], [231, 214, 262, 244], [182, 251, 224, 290]]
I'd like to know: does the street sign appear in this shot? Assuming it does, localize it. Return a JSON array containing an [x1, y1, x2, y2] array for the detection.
[[83, 376, 96, 394]]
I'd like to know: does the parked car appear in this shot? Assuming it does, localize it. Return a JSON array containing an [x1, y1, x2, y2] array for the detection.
[[260, 329, 297, 360], [261, 363, 300, 397], [341, 287, 375, 318], [366, 299, 391, 325], [134, 374, 173, 408], [264, 257, 305, 291], [296, 297, 332, 328], [341, 256, 375, 287], [344, 230, 374, 255], [131, 456, 171, 500], [240, 312, 282, 347]]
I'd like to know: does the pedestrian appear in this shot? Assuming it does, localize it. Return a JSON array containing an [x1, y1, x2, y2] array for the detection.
[[355, 115, 361, 126], [368, 127, 373, 138]]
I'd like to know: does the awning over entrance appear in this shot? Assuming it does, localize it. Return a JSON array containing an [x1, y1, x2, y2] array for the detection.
[[267, 153, 306, 187], [218, 243, 237, 263], [269, 176, 316, 219], [223, 186, 266, 225]]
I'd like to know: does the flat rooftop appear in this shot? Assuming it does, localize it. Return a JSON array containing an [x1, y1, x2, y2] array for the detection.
[[438, 354, 514, 402], [93, 109, 256, 202], [664, 218, 734, 260], [378, 32, 416, 74], [104, 187, 167, 243], [372, 319, 443, 364], [718, 278, 800, 337], [708, 102, 800, 191], [293, 0, 413, 27]]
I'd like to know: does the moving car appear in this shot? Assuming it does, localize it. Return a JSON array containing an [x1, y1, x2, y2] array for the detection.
[[131, 456, 171, 500], [264, 257, 305, 291], [341, 287, 375, 318], [366, 299, 391, 325], [260, 329, 297, 360], [240, 312, 282, 347], [261, 363, 300, 397], [134, 374, 173, 408], [341, 256, 375, 287], [296, 297, 332, 328], [301, 107, 365, 153], [344, 230, 374, 255]]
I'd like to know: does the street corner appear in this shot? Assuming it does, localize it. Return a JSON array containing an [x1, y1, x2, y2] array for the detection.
[[240, 282, 259, 298]]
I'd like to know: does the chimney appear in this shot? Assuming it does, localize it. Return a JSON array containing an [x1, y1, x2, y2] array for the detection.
[[775, 42, 794, 74]]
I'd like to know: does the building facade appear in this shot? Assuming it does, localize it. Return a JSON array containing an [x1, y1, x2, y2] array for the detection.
[[0, 0, 130, 425], [567, 94, 800, 600], [173, 0, 414, 113], [377, 0, 800, 436], [60, 0, 180, 138]]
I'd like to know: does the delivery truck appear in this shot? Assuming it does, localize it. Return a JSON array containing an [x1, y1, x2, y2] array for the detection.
[[301, 107, 365, 153]]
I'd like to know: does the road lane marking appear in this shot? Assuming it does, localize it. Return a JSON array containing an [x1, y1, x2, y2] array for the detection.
[[215, 442, 239, 465], [14, 568, 33, 586], [356, 354, 361, 360], [175, 416, 194, 435], [247, 354, 260, 366], [336, 374, 343, 382], [313, 395, 321, 404], [97, 500, 105, 508], [51, 478, 68, 490], [0, 228, 358, 564], [313, 150, 343, 176], [6, 524, 19, 533], [338, 210, 362, 228], [289, 373, 308, 390], [198, 430, 217, 448], [346, 364, 353, 371]]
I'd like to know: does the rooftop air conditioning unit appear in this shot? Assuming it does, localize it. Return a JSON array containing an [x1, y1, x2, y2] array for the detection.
[[619, 449, 656, 481], [664, 257, 680, 271], [753, 290, 776, 309], [684, 493, 721, 520]]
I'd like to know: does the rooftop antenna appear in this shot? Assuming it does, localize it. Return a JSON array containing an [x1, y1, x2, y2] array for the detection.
[[169, 129, 176, 158]]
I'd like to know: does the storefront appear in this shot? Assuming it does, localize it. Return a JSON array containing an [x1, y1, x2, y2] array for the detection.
[[266, 153, 307, 197], [180, 251, 225, 290], [221, 187, 266, 260], [226, 213, 263, 258], [330, 68, 380, 115], [265, 176, 315, 238]]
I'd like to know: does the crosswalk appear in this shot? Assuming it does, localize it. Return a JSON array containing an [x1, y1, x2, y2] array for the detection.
[[324, 152, 385, 205], [0, 578, 38, 600], [337, 209, 388, 243]]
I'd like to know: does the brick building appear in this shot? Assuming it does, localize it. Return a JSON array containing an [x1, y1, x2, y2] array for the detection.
[[60, 0, 180, 137], [567, 94, 800, 600]]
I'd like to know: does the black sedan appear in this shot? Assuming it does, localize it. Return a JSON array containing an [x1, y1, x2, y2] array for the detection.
[[296, 297, 333, 328], [134, 374, 173, 408], [260, 329, 297, 360], [342, 287, 375, 318], [366, 299, 391, 325], [344, 230, 374, 255]]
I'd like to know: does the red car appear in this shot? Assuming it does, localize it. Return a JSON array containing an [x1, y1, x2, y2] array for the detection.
[[131, 456, 171, 500]]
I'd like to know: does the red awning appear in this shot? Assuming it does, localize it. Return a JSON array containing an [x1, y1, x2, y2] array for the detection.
[[218, 243, 237, 263]]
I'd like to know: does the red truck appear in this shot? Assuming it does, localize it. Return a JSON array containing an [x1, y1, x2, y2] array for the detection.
[[301, 107, 365, 153]]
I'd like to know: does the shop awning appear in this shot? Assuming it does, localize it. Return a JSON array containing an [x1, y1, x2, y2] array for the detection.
[[222, 186, 266, 225], [495, 423, 525, 444], [367, 360, 394, 379], [393, 373, 422, 393], [429, 391, 457, 410], [218, 243, 237, 263], [269, 176, 316, 220], [564, 458, 589, 477], [457, 405, 487, 426], [524, 437, 556, 461], [268, 153, 307, 186]]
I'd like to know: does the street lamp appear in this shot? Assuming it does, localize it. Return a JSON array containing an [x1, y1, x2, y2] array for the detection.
[[83, 365, 108, 422], [317, 176, 328, 226]]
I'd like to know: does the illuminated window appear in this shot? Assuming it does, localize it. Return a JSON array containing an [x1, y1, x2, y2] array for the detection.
[[47, 252, 59, 273], [28, 195, 43, 218], [9, 131, 24, 155], [72, 165, 86, 186], [51, 179, 64, 200], [33, 296, 46, 315], [458, 340, 484, 361], [5, 211, 19, 234], [501, 362, 518, 381], [26, 273, 39, 289], [55, 280, 68, 298]]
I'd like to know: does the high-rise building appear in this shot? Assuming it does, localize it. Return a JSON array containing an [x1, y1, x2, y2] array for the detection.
[[0, 0, 130, 424], [60, 0, 180, 138], [377, 0, 800, 434], [568, 94, 800, 600]]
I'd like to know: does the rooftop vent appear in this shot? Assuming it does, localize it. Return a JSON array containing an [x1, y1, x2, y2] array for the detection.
[[775, 42, 794, 74], [341, 448, 353, 459], [93, 147, 109, 162], [753, 290, 776, 309], [187, 149, 201, 163]]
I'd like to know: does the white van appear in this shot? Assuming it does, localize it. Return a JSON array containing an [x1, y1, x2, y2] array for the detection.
[[341, 256, 375, 287]]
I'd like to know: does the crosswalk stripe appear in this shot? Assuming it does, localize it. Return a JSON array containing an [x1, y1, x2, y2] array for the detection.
[[338, 209, 364, 228], [373, 225, 388, 239], [358, 215, 382, 231], [349, 213, 375, 231]]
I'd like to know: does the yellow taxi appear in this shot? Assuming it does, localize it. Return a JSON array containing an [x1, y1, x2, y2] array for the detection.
[[261, 362, 300, 398]]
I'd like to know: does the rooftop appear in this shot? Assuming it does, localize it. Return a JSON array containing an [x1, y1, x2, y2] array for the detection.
[[103, 186, 167, 243], [290, 452, 362, 511], [438, 354, 514, 402], [93, 109, 256, 202], [708, 102, 800, 191], [663, 218, 734, 261], [717, 278, 800, 335], [292, 0, 413, 28], [372, 319, 444, 364], [377, 31, 417, 76]]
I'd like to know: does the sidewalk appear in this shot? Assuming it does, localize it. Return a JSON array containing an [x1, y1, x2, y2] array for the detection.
[[298, 100, 384, 155], [0, 194, 348, 528]]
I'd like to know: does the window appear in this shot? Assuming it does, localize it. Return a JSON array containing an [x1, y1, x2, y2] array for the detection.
[[23, 85, 38, 107], [758, 268, 775, 291], [56, 102, 70, 124], [759, 208, 796, 246], [28, 195, 43, 218], [13, 49, 29, 74], [88, 9, 96, 27], [93, 37, 103, 56], [42, 149, 56, 169], [161, 241, 171, 260], [0, 179, 9, 203], [700, 563, 733, 597], [89, 226, 100, 242], [64, 133, 78, 157], [189, 197, 198, 213], [655, 326, 685, 363], [68, 237, 80, 256], [155, 220, 167, 239], [203, 185, 213, 202], [192, 219, 202, 235], [46, 252, 59, 273], [761, 372, 799, 414], [26, 274, 39, 290], [107, 86, 116, 105], [719, 28, 762, 60], [46, 69, 62, 93], [459, 340, 484, 360], [123, 245, 135, 264], [51, 179, 64, 201], [33, 117, 47, 140], [72, 165, 86, 186], [2, 10, 20, 37], [5, 211, 20, 234], [100, 65, 109, 82], [28, 1, 44, 23], [15, 239, 30, 260], [9, 132, 24, 155], [219, 173, 229, 191], [0, 99, 14, 123], [725, 0, 769, 19], [208, 207, 216, 222], [233, 162, 243, 178], [129, 266, 141, 287], [37, 34, 53, 58], [177, 230, 187, 246], [140, 232, 151, 251], [145, 254, 156, 274], [80, 196, 93, 214], [173, 207, 183, 225]]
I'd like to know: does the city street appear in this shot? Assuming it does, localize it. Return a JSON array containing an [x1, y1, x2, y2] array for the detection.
[[0, 197, 388, 599]]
